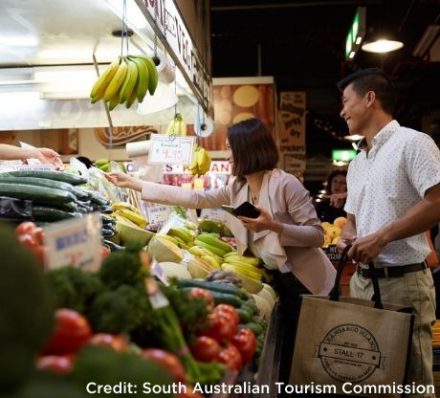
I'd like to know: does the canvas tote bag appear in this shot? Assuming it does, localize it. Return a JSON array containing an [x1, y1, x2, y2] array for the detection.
[[290, 247, 414, 397]]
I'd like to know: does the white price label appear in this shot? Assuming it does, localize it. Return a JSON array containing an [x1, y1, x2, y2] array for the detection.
[[200, 208, 227, 222], [144, 202, 173, 227], [148, 135, 195, 165], [43, 213, 102, 272]]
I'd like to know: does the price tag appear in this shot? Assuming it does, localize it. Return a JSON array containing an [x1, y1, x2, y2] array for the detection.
[[43, 213, 102, 272], [144, 202, 173, 227], [200, 208, 227, 222], [149, 135, 195, 165], [152, 261, 169, 286]]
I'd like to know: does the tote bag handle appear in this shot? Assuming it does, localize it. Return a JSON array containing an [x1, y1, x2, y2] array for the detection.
[[328, 245, 383, 309]]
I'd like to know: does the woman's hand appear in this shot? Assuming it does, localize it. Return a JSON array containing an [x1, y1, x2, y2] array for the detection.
[[104, 172, 143, 191], [238, 206, 283, 234], [34, 147, 64, 170]]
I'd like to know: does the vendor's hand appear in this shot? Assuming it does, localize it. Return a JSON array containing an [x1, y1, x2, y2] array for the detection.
[[105, 172, 143, 191], [34, 147, 63, 170], [348, 231, 387, 264], [238, 206, 280, 233]]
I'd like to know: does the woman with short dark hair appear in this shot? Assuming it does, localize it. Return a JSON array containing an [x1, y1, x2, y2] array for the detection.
[[316, 169, 347, 223], [106, 118, 336, 385]]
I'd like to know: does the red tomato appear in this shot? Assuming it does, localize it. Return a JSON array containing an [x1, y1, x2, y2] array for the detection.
[[189, 336, 221, 362], [231, 328, 257, 363], [203, 312, 237, 343], [213, 304, 239, 327], [101, 245, 111, 259], [88, 334, 128, 352], [42, 309, 92, 355], [32, 227, 45, 245], [188, 288, 215, 311], [15, 221, 37, 236], [18, 233, 38, 250], [142, 349, 186, 383], [36, 355, 74, 375], [217, 342, 243, 371]]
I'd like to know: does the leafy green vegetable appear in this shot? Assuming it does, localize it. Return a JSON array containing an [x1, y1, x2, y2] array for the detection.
[[45, 267, 102, 313], [99, 244, 146, 289], [87, 285, 150, 334]]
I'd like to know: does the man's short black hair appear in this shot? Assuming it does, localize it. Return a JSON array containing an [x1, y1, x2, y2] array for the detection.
[[337, 68, 396, 115]]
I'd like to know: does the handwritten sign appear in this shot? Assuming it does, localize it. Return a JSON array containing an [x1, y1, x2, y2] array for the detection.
[[144, 201, 173, 227], [149, 135, 195, 165], [43, 213, 102, 272]]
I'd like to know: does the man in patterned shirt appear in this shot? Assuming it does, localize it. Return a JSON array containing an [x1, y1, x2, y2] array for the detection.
[[337, 68, 440, 396]]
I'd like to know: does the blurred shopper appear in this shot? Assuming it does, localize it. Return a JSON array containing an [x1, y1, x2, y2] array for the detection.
[[106, 118, 336, 388], [0, 143, 62, 170], [315, 169, 347, 223], [336, 68, 440, 396]]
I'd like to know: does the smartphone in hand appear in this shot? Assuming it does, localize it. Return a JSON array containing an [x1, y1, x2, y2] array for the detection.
[[221, 201, 261, 218]]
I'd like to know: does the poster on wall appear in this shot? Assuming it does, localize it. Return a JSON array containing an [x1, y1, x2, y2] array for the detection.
[[278, 91, 306, 179], [95, 125, 157, 147], [198, 77, 276, 151]]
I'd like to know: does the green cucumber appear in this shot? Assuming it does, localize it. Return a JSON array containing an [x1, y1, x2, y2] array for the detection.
[[1, 170, 87, 185], [0, 183, 76, 204], [210, 291, 243, 307], [176, 279, 248, 299], [32, 206, 78, 222], [34, 201, 79, 213], [0, 176, 89, 200], [236, 307, 253, 323], [242, 322, 264, 336]]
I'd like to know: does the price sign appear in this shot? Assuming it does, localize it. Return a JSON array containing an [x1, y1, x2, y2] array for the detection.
[[144, 202, 173, 227], [200, 208, 228, 222], [149, 135, 195, 165], [43, 213, 102, 272]]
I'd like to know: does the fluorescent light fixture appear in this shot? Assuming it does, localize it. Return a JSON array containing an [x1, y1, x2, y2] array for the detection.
[[34, 68, 96, 83], [348, 51, 355, 59], [344, 134, 364, 142], [412, 25, 440, 57], [361, 39, 404, 53], [355, 36, 362, 45], [105, 0, 147, 29], [0, 35, 39, 47]]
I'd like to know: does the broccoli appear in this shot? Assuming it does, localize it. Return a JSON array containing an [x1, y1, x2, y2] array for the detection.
[[72, 346, 174, 398], [0, 225, 54, 393], [45, 267, 102, 313], [86, 285, 151, 334], [99, 246, 146, 289]]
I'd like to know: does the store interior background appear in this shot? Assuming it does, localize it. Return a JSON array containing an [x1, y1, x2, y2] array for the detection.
[[0, 0, 439, 196]]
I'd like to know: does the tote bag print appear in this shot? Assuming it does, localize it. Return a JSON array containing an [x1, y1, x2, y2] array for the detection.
[[290, 250, 413, 397]]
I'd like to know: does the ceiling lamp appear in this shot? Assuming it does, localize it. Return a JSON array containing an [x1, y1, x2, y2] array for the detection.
[[361, 30, 404, 54], [344, 134, 364, 142]]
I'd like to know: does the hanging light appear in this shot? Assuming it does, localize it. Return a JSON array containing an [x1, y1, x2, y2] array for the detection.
[[361, 27, 404, 54]]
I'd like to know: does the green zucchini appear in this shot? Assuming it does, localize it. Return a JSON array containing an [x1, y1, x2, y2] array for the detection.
[[242, 322, 264, 336], [0, 176, 89, 200], [176, 279, 248, 299], [88, 191, 110, 206], [236, 307, 253, 323], [1, 170, 87, 185], [0, 183, 76, 204], [34, 201, 79, 213], [32, 206, 78, 222]]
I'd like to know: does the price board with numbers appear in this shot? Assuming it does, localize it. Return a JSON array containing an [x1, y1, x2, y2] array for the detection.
[[148, 135, 195, 165]]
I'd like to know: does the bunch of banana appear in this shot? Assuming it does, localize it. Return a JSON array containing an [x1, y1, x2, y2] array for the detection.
[[166, 226, 196, 250], [194, 233, 233, 257], [166, 113, 187, 136], [223, 252, 272, 282], [188, 245, 222, 270], [112, 202, 148, 228], [188, 145, 212, 177], [89, 54, 158, 110]]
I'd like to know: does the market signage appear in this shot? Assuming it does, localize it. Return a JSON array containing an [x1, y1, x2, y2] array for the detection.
[[138, 0, 213, 113], [43, 213, 102, 272], [345, 7, 366, 59], [149, 134, 196, 165]]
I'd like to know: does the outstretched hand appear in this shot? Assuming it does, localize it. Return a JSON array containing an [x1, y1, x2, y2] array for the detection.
[[35, 147, 63, 170], [105, 172, 143, 191]]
